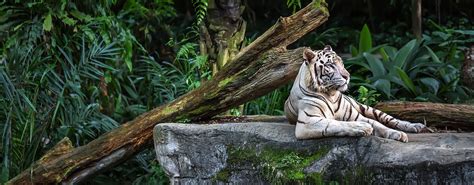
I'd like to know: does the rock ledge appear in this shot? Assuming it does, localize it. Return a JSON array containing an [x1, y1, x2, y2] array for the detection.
[[153, 122, 474, 184]]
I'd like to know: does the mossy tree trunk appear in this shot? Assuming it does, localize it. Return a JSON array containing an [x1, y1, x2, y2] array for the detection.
[[199, 0, 247, 114], [8, 1, 329, 184], [200, 0, 246, 76]]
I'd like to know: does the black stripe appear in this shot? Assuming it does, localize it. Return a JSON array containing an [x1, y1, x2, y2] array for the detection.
[[355, 113, 360, 121], [381, 114, 389, 121], [344, 96, 355, 108], [347, 107, 353, 121], [304, 109, 326, 118], [288, 99, 295, 112], [299, 85, 334, 116], [359, 103, 366, 114], [299, 82, 320, 97], [373, 109, 381, 122], [335, 94, 343, 112], [342, 108, 348, 120], [297, 119, 306, 124], [323, 123, 330, 136], [323, 99, 334, 116]]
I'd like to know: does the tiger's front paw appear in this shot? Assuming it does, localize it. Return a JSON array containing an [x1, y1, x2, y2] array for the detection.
[[352, 122, 373, 136]]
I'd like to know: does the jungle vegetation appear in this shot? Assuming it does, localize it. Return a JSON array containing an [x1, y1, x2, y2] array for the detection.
[[0, 0, 473, 183]]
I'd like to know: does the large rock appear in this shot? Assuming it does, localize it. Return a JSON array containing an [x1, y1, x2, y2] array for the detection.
[[153, 122, 474, 184]]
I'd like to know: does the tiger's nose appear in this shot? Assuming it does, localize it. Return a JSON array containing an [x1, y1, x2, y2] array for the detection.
[[342, 73, 349, 80]]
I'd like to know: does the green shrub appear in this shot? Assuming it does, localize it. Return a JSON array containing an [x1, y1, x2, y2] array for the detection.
[[346, 24, 473, 103]]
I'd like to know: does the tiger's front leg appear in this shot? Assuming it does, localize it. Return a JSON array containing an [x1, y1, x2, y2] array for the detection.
[[295, 106, 373, 140], [354, 115, 409, 142]]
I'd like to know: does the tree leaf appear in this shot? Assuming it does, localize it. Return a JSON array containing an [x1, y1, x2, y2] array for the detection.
[[43, 13, 53, 31], [350, 45, 358, 57], [395, 67, 417, 95], [419, 77, 440, 95], [424, 46, 441, 63], [60, 16, 76, 26], [379, 47, 389, 62], [393, 39, 417, 70], [1, 118, 11, 184], [373, 79, 391, 98], [124, 39, 133, 72], [358, 24, 372, 53], [363, 52, 386, 77]]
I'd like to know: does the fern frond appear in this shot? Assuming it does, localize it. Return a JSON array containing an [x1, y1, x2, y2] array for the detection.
[[192, 0, 208, 26]]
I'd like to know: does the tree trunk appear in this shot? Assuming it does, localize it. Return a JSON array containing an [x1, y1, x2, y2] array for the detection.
[[200, 0, 247, 114], [375, 101, 474, 131], [7, 1, 329, 184], [411, 0, 422, 39], [202, 0, 246, 74], [461, 45, 474, 89]]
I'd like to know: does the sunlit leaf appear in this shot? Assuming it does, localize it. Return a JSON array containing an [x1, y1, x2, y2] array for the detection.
[[358, 24, 372, 53], [124, 39, 133, 72], [43, 13, 53, 31]]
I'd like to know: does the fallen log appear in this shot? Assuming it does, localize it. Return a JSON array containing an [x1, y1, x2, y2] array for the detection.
[[8, 1, 329, 184], [375, 101, 474, 131]]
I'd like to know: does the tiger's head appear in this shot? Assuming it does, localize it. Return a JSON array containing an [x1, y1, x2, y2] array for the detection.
[[303, 45, 350, 93]]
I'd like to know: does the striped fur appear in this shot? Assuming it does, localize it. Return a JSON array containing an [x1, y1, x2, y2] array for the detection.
[[285, 46, 428, 142]]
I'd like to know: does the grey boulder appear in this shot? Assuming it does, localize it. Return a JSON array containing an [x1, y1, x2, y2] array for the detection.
[[153, 122, 474, 184]]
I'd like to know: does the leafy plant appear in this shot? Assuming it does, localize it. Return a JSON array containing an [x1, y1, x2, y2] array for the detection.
[[287, 0, 302, 13], [356, 86, 380, 106], [192, 0, 208, 26], [0, 0, 181, 183], [346, 25, 473, 103], [244, 85, 291, 115]]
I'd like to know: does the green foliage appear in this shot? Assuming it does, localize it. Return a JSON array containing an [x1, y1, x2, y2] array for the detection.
[[287, 0, 302, 13], [174, 42, 211, 90], [244, 85, 290, 115], [0, 0, 180, 183], [298, 26, 358, 52], [356, 86, 380, 106], [0, 38, 121, 181], [1, 0, 473, 183], [192, 0, 208, 26], [346, 24, 473, 103], [358, 24, 372, 54], [131, 160, 169, 185]]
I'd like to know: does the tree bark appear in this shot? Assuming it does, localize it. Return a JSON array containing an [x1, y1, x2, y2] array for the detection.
[[200, 0, 247, 114], [375, 101, 474, 131], [461, 45, 474, 89], [411, 0, 422, 39], [8, 1, 329, 184]]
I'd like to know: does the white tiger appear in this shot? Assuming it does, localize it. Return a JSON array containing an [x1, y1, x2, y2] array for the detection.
[[284, 46, 429, 142]]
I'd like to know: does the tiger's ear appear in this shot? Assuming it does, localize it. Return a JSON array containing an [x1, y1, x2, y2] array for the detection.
[[303, 49, 315, 63], [324, 45, 332, 51]]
